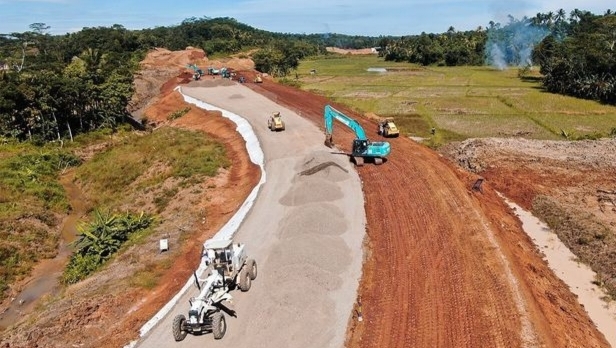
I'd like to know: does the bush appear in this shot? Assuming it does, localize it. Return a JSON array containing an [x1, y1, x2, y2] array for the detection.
[[62, 210, 153, 284], [167, 107, 191, 121]]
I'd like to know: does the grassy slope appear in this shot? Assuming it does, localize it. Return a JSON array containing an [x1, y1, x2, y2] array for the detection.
[[0, 127, 229, 302]]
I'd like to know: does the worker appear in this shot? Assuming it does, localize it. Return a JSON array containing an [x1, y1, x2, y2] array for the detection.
[[379, 123, 384, 135]]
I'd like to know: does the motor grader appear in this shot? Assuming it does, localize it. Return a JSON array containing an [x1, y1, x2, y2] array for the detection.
[[267, 111, 286, 131], [172, 239, 257, 342], [377, 117, 400, 137], [201, 238, 257, 292]]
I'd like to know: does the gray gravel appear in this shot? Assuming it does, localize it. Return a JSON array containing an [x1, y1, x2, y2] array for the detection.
[[136, 81, 366, 348]]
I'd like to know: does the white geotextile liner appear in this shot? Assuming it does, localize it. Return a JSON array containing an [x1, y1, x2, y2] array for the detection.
[[133, 87, 266, 340]]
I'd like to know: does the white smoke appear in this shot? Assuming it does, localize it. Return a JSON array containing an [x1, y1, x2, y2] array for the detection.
[[486, 18, 550, 70], [488, 42, 506, 70]]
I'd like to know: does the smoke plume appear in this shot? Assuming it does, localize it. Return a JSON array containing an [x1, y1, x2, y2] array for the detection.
[[486, 18, 549, 70]]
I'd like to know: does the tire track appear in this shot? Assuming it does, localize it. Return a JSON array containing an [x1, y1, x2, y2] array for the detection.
[[245, 81, 610, 348]]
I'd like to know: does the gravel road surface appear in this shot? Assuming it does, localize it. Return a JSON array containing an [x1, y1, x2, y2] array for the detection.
[[136, 80, 365, 348]]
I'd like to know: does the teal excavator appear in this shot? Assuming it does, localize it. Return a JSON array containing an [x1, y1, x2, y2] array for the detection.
[[323, 104, 390, 166], [187, 64, 204, 80]]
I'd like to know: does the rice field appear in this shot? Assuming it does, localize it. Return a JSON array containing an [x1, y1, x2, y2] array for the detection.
[[296, 55, 616, 144]]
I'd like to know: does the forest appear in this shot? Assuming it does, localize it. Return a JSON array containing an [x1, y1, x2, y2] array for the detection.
[[0, 18, 323, 143], [1, 10, 615, 143], [380, 9, 616, 104]]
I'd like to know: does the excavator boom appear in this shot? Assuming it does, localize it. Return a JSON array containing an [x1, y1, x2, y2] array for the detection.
[[323, 105, 390, 165]]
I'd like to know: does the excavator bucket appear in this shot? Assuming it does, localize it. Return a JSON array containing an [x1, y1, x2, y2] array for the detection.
[[324, 134, 334, 148]]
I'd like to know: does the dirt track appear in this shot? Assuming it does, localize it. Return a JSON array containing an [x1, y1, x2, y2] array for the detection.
[[242, 80, 610, 347]]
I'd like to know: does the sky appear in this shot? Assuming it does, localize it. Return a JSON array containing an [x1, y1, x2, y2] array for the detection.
[[0, 0, 614, 36]]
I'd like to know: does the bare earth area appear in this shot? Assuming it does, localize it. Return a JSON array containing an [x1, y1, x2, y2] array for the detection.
[[243, 80, 611, 348], [1, 48, 613, 348]]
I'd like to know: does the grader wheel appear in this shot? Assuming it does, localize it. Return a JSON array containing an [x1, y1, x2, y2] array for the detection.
[[212, 312, 227, 340], [172, 314, 188, 341], [247, 259, 258, 280], [239, 267, 251, 292]]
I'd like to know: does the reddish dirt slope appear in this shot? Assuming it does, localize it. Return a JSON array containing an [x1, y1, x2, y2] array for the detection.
[[243, 81, 609, 348]]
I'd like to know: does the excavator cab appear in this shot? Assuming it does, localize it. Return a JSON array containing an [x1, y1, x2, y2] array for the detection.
[[352, 139, 369, 155]]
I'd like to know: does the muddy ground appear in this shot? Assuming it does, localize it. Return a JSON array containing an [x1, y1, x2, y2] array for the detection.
[[1, 48, 614, 348]]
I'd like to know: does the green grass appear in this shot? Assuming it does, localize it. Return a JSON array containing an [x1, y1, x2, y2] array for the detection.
[[0, 142, 81, 300], [75, 127, 230, 210], [0, 125, 231, 298], [296, 55, 616, 144]]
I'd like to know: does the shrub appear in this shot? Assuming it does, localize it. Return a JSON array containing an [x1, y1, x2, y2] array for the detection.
[[62, 210, 153, 284], [167, 107, 191, 121]]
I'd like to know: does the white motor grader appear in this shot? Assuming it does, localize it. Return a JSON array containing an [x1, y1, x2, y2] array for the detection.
[[172, 239, 257, 341]]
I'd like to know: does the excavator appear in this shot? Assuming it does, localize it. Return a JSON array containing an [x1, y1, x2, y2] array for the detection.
[[323, 104, 390, 166], [187, 64, 204, 80]]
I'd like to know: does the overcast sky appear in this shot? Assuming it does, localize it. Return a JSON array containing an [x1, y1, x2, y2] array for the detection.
[[1, 0, 614, 36]]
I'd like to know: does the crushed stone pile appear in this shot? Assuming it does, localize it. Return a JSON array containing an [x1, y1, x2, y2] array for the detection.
[[268, 234, 351, 274], [279, 178, 342, 205], [278, 203, 346, 238], [259, 149, 356, 346]]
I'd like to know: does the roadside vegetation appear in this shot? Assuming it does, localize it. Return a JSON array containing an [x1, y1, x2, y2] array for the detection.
[[0, 126, 229, 302], [62, 209, 154, 285], [0, 141, 80, 297], [74, 127, 229, 211]]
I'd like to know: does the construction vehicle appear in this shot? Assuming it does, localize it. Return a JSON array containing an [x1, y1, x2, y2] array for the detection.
[[187, 64, 204, 80], [254, 74, 263, 83], [172, 239, 257, 342], [207, 67, 229, 76], [201, 239, 257, 292], [172, 270, 232, 341], [324, 104, 390, 166], [267, 111, 285, 131], [377, 117, 400, 137]]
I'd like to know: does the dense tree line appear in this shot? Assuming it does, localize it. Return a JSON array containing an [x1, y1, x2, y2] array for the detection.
[[0, 24, 141, 143], [378, 9, 616, 105], [0, 18, 328, 143], [379, 27, 487, 66], [3, 11, 614, 142], [534, 11, 616, 104]]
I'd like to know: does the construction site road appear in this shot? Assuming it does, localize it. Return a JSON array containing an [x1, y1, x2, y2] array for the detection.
[[135, 80, 366, 348], [239, 79, 610, 348]]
